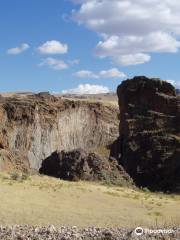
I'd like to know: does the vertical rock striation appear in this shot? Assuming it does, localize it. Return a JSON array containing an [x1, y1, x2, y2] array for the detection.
[[117, 76, 180, 191], [0, 93, 119, 171]]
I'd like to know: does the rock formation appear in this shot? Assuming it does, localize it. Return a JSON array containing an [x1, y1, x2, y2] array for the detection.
[[39, 148, 133, 186], [0, 93, 119, 171], [117, 76, 180, 191], [1, 77, 179, 191]]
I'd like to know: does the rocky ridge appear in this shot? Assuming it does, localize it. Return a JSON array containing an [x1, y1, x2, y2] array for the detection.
[[0, 93, 119, 171], [0, 77, 179, 192], [117, 76, 180, 191]]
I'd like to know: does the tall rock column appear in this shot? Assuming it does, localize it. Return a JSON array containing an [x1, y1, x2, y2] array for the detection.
[[117, 76, 180, 191]]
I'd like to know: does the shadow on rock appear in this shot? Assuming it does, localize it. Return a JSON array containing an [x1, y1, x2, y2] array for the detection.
[[39, 148, 133, 187]]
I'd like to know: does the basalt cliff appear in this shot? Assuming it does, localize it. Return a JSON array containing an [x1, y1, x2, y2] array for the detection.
[[0, 77, 179, 191], [0, 93, 119, 172], [117, 76, 180, 191]]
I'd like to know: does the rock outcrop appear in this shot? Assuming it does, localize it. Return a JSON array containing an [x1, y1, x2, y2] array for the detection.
[[117, 76, 180, 191], [1, 77, 179, 191], [0, 93, 119, 171], [39, 148, 133, 186]]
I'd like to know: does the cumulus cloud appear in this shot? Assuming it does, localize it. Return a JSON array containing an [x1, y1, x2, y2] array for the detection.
[[74, 68, 126, 78], [7, 43, 30, 55], [74, 70, 99, 78], [71, 0, 89, 4], [62, 83, 110, 94], [39, 57, 68, 70], [166, 79, 180, 89], [113, 53, 151, 66], [37, 40, 68, 54], [99, 68, 126, 78], [68, 59, 80, 65], [72, 0, 180, 65]]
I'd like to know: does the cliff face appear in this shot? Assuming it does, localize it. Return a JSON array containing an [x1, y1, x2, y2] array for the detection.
[[0, 93, 119, 171], [1, 77, 179, 191], [117, 76, 180, 191]]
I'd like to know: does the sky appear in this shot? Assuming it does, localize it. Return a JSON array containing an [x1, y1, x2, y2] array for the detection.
[[1, 0, 180, 94]]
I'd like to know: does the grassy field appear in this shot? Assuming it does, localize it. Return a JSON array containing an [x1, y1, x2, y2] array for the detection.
[[0, 173, 179, 228]]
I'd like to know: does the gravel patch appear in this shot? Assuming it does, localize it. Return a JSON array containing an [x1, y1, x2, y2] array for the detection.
[[0, 225, 180, 240]]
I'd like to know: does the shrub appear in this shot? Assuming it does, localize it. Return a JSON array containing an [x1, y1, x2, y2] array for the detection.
[[141, 187, 150, 193], [21, 172, 30, 181], [10, 172, 20, 181], [9, 171, 30, 182]]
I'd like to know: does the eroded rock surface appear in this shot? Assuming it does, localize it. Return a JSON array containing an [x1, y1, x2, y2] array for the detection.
[[0, 93, 119, 171], [117, 76, 180, 191], [39, 148, 133, 186]]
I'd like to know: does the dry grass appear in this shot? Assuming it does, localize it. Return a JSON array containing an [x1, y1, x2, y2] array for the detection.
[[92, 145, 111, 158], [0, 173, 179, 228], [61, 96, 119, 107]]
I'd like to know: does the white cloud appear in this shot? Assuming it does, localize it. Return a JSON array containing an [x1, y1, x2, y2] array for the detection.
[[68, 59, 80, 65], [37, 40, 68, 55], [39, 57, 68, 70], [73, 0, 180, 65], [167, 79, 176, 85], [71, 0, 89, 4], [74, 70, 99, 78], [99, 68, 126, 78], [7, 43, 30, 55], [113, 53, 151, 66], [62, 83, 110, 94], [166, 79, 180, 89], [74, 68, 126, 78]]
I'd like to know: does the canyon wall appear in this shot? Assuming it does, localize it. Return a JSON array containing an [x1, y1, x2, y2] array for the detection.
[[1, 77, 179, 191], [0, 93, 119, 171], [117, 76, 180, 191]]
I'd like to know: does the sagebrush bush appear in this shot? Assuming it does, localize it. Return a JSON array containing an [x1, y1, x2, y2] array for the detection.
[[21, 172, 30, 181], [9, 171, 30, 182], [10, 172, 20, 181]]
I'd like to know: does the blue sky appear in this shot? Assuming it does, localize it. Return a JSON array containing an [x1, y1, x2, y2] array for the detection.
[[1, 0, 180, 93]]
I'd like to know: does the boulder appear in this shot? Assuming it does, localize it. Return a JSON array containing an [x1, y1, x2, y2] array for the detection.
[[39, 148, 133, 186]]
